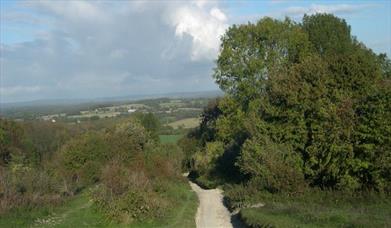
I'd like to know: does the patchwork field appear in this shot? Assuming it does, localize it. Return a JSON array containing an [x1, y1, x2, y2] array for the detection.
[[167, 118, 200, 129]]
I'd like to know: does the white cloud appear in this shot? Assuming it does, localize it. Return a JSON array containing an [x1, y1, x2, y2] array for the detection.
[[284, 4, 375, 16], [109, 49, 128, 59], [27, 0, 108, 22], [1, 1, 224, 102], [210, 7, 227, 21], [194, 0, 210, 9], [167, 3, 228, 61], [0, 86, 41, 96]]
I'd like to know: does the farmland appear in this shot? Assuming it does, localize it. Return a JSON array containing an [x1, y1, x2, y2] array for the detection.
[[1, 97, 216, 129], [167, 118, 200, 129]]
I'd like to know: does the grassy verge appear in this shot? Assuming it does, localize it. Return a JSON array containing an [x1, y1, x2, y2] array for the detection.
[[0, 192, 113, 228], [227, 188, 391, 227], [0, 181, 197, 228], [159, 135, 183, 144], [189, 174, 220, 190], [131, 181, 198, 228]]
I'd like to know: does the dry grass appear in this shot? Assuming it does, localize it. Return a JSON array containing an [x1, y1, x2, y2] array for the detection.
[[167, 118, 200, 129]]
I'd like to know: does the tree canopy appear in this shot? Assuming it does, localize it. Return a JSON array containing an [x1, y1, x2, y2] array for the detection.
[[191, 14, 391, 192]]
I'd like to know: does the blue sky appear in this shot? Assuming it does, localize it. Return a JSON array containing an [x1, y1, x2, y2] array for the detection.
[[1, 0, 390, 103], [223, 0, 391, 55]]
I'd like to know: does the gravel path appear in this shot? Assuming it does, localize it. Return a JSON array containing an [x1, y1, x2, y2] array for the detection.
[[189, 181, 245, 228]]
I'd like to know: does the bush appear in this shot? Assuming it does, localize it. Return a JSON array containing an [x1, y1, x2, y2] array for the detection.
[[92, 159, 167, 223], [92, 130, 185, 224], [237, 138, 307, 193], [178, 136, 199, 170], [0, 166, 63, 214], [0, 116, 188, 224], [193, 141, 224, 176], [93, 155, 178, 224], [56, 132, 109, 193], [224, 184, 260, 210]]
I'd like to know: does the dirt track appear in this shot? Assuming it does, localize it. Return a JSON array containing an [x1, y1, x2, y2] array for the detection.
[[189, 181, 245, 228]]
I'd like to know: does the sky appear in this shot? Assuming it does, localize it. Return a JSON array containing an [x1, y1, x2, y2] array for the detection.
[[1, 0, 390, 103]]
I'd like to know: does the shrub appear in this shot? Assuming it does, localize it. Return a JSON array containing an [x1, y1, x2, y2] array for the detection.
[[56, 132, 109, 193], [192, 141, 224, 176], [92, 133, 184, 224], [178, 136, 199, 170], [0, 166, 62, 214], [93, 158, 172, 224], [237, 138, 307, 193]]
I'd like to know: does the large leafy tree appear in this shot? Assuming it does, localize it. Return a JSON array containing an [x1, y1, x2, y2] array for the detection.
[[197, 14, 391, 191], [214, 18, 312, 108], [135, 112, 160, 142]]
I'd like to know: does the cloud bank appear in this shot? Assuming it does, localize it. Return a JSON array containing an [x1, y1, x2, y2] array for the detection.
[[1, 1, 388, 103], [0, 1, 228, 102], [283, 4, 376, 16]]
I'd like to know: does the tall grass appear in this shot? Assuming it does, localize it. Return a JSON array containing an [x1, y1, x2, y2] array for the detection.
[[0, 166, 64, 215], [224, 184, 391, 227]]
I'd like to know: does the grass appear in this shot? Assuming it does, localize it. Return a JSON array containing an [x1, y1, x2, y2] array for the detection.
[[167, 118, 200, 129], [0, 181, 198, 228], [131, 181, 198, 228], [159, 101, 186, 108], [159, 135, 183, 144], [233, 190, 391, 228], [0, 192, 114, 228], [191, 174, 221, 189]]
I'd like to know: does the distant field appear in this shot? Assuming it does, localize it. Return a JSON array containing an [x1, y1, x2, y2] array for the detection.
[[159, 135, 183, 144], [67, 111, 121, 119], [167, 118, 200, 129], [160, 102, 186, 108]]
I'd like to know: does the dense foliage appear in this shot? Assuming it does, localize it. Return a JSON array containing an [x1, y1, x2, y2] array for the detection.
[[0, 119, 76, 213], [0, 114, 187, 224], [188, 14, 391, 193]]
